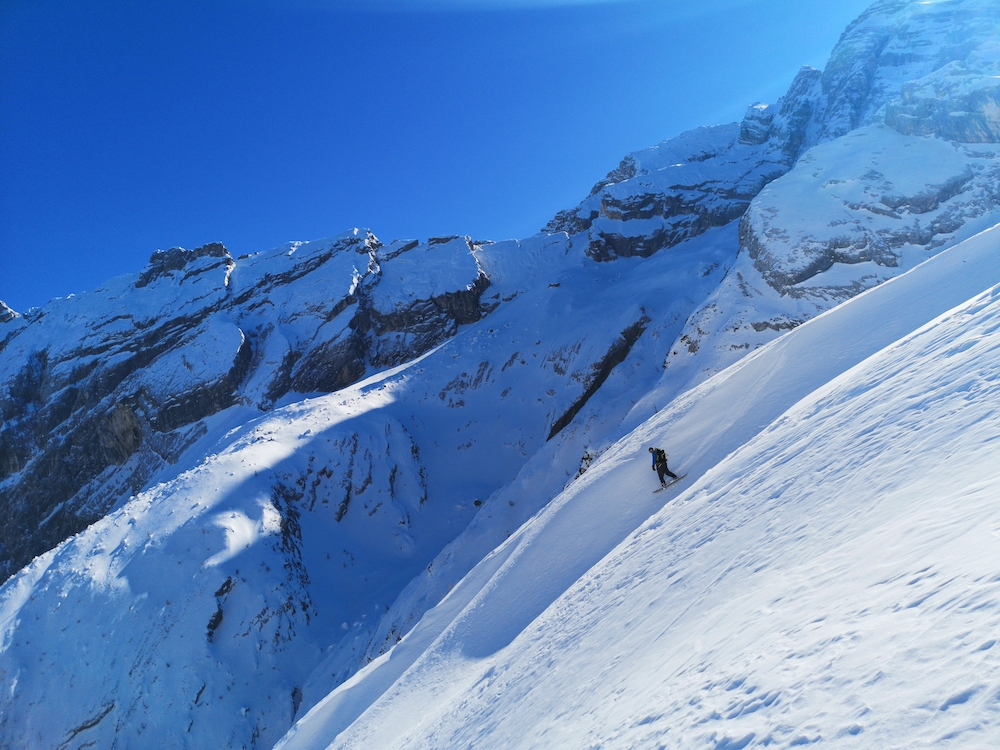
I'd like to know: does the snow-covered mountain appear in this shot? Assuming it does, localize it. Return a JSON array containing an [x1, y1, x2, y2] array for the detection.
[[280, 205, 1000, 750], [1, 0, 998, 747], [554, 0, 1000, 402]]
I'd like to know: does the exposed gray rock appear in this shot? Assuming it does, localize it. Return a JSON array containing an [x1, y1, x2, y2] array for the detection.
[[542, 64, 827, 263], [739, 103, 774, 146], [134, 242, 233, 288], [886, 63, 1000, 143], [0, 301, 17, 324], [547, 316, 650, 441], [542, 124, 794, 263]]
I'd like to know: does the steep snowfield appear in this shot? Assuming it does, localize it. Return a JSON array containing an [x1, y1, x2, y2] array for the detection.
[[278, 224, 1000, 749]]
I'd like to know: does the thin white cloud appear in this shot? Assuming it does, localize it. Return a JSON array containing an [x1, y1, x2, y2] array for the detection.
[[318, 0, 638, 8], [253, 0, 762, 16]]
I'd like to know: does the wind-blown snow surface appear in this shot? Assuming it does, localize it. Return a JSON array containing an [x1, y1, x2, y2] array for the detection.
[[278, 225, 1000, 749]]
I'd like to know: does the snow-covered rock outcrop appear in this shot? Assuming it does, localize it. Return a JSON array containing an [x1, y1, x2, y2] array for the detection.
[[743, 129, 999, 294], [0, 232, 496, 581], [648, 0, 1000, 397], [543, 63, 824, 263]]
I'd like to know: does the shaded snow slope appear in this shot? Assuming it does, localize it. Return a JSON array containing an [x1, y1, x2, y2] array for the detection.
[[278, 224, 1000, 748]]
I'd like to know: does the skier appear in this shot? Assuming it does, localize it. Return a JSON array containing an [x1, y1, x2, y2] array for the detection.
[[648, 446, 678, 488]]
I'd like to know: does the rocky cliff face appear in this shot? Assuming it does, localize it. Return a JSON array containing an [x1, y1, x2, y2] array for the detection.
[[0, 232, 494, 580], [541, 62, 829, 264], [629, 0, 1000, 398], [823, 0, 1000, 140]]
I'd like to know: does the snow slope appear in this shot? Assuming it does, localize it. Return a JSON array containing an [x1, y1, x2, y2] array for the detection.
[[278, 224, 1000, 748], [0, 225, 735, 749]]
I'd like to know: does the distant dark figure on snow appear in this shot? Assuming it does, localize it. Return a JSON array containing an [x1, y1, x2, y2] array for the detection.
[[649, 447, 678, 488]]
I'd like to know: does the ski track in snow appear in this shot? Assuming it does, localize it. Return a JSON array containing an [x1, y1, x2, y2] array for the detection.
[[280, 225, 1000, 749]]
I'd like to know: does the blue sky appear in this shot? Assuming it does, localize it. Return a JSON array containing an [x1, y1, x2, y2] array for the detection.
[[0, 0, 873, 312]]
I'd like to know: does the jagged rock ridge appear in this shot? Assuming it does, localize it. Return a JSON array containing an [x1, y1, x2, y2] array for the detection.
[[0, 232, 493, 580]]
